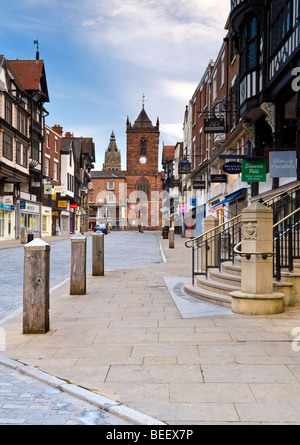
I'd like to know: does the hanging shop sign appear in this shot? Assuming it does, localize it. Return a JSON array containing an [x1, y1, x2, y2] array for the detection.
[[211, 174, 227, 183], [179, 160, 191, 174], [204, 118, 225, 134], [44, 184, 52, 195], [269, 151, 297, 178], [58, 201, 68, 208], [193, 180, 206, 190], [222, 161, 242, 174], [242, 159, 266, 182], [70, 204, 78, 209]]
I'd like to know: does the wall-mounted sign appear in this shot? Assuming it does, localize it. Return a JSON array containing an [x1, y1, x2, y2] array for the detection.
[[269, 151, 297, 178], [172, 179, 180, 187], [3, 196, 13, 206], [193, 180, 206, 190], [211, 174, 227, 183], [242, 159, 266, 182], [70, 204, 78, 209], [58, 201, 68, 208], [179, 160, 191, 174], [222, 161, 242, 174], [204, 118, 225, 134], [4, 183, 14, 193]]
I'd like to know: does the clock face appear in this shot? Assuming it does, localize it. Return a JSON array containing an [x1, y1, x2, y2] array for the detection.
[[139, 156, 147, 164]]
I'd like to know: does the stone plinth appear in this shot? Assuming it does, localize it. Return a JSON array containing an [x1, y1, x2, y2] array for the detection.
[[230, 202, 284, 315]]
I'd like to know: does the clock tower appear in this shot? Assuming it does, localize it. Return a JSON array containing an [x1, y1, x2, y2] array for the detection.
[[125, 104, 162, 229]]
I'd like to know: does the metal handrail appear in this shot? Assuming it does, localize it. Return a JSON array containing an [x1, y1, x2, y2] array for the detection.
[[185, 182, 300, 248], [234, 207, 300, 258]]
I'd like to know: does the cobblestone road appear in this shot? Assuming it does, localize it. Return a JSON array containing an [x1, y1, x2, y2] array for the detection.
[[0, 364, 130, 425]]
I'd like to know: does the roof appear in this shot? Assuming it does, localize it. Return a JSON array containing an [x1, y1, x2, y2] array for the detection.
[[7, 59, 49, 101], [162, 145, 175, 162], [128, 106, 159, 132], [91, 170, 125, 179]]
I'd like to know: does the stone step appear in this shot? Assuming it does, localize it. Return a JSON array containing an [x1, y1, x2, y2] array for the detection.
[[184, 282, 232, 308], [196, 275, 240, 296], [221, 261, 241, 276], [209, 268, 241, 287]]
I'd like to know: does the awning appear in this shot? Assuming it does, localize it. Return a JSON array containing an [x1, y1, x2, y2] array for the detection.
[[208, 188, 247, 213]]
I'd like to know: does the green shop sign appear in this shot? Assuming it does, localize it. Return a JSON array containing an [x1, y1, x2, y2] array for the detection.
[[242, 159, 267, 182]]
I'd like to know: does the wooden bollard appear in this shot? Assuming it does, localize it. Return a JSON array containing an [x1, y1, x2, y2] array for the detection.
[[169, 227, 175, 249], [23, 239, 50, 334], [92, 232, 104, 276], [70, 233, 86, 295]]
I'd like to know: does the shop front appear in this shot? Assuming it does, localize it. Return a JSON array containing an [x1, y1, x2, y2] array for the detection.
[[0, 203, 15, 240], [42, 206, 52, 237], [17, 200, 41, 238]]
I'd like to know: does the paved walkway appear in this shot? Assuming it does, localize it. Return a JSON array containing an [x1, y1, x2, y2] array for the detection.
[[2, 232, 300, 424]]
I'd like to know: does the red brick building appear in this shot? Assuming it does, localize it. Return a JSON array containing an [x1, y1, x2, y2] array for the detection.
[[90, 105, 163, 230]]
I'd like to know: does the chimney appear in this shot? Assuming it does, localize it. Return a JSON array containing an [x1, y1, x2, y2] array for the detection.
[[52, 125, 63, 137], [65, 132, 72, 138]]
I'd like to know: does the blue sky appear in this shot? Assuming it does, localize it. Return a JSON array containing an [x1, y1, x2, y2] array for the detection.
[[1, 0, 229, 170]]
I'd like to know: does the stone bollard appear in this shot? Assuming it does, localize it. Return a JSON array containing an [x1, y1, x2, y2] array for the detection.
[[70, 233, 86, 295], [21, 227, 26, 244], [23, 239, 50, 334], [230, 201, 285, 315], [169, 227, 175, 248], [92, 232, 104, 276]]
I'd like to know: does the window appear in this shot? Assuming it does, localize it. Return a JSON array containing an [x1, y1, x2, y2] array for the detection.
[[106, 194, 116, 204], [53, 161, 58, 181], [5, 99, 13, 126], [3, 133, 13, 161], [213, 71, 218, 101], [17, 110, 27, 136], [16, 142, 21, 165], [55, 137, 58, 153], [140, 138, 147, 156], [271, 0, 293, 51], [45, 157, 50, 177], [23, 145, 28, 168], [137, 178, 149, 202], [221, 52, 225, 86], [107, 181, 115, 191]]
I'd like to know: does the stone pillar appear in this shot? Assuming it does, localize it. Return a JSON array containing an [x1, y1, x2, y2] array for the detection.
[[70, 233, 86, 295], [23, 239, 50, 334], [230, 202, 285, 315], [201, 214, 219, 272], [92, 232, 104, 276], [169, 227, 175, 249]]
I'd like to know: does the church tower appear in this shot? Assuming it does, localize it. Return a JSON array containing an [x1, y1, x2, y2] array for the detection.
[[125, 103, 162, 229], [104, 131, 121, 171]]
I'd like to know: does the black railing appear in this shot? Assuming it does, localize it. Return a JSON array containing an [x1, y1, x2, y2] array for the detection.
[[274, 208, 300, 281], [186, 183, 300, 285]]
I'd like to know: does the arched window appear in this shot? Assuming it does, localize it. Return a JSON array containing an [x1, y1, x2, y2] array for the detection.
[[140, 138, 147, 156], [136, 178, 149, 202]]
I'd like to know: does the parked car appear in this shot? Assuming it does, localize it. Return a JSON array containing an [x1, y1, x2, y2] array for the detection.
[[94, 224, 108, 234]]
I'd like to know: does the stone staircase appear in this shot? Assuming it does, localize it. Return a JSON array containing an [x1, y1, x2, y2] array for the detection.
[[184, 256, 300, 309]]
